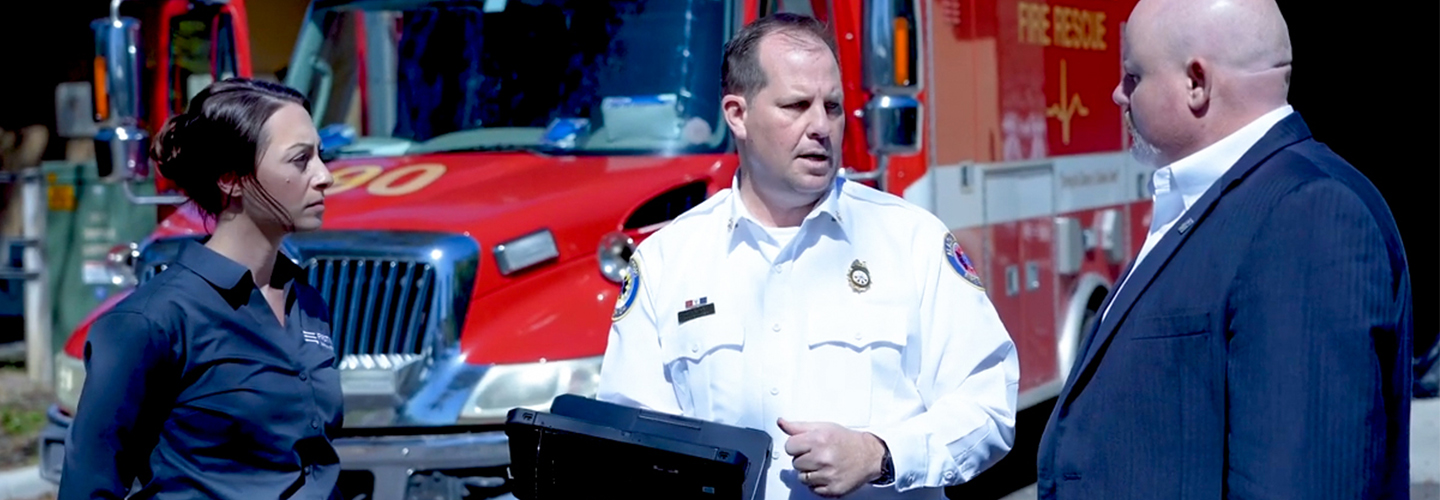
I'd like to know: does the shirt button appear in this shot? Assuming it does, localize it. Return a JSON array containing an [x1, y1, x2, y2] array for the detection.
[[770, 387, 779, 395], [311, 419, 320, 429], [854, 333, 863, 341], [771, 323, 781, 332], [689, 343, 699, 353], [772, 265, 782, 274], [944, 471, 956, 481], [299, 372, 308, 381]]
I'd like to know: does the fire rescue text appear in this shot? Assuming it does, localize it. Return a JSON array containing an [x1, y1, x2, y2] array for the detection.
[[1018, 2, 1108, 51]]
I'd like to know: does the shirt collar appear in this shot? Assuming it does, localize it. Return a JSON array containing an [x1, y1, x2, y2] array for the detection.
[[174, 238, 306, 292], [1156, 104, 1294, 207], [726, 170, 850, 237]]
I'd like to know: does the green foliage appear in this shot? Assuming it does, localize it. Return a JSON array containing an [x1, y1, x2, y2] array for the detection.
[[0, 407, 44, 437]]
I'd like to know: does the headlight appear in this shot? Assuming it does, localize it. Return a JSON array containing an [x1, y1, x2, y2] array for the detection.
[[597, 232, 635, 283], [458, 356, 602, 423], [82, 242, 139, 286], [494, 229, 560, 275], [54, 351, 87, 414], [131, 236, 198, 285]]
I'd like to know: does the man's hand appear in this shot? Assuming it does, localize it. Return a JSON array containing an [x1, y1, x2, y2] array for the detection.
[[778, 418, 887, 497]]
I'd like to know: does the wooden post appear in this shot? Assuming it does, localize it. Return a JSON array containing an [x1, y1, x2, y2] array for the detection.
[[22, 167, 51, 388]]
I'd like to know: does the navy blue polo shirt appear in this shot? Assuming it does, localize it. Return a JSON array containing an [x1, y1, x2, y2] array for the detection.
[[59, 240, 344, 500]]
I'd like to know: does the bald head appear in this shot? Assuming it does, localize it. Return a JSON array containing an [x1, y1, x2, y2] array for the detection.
[[1130, 0, 1292, 108], [1115, 0, 1294, 164]]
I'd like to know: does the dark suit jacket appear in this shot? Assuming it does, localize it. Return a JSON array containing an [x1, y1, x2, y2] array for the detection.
[[1037, 113, 1412, 499]]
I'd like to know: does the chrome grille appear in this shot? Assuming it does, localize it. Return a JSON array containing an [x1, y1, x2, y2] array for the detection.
[[308, 258, 436, 357]]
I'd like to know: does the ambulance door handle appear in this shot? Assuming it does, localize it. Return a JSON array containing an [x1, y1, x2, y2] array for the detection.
[[1054, 217, 1083, 275], [1005, 265, 1020, 297], [1096, 209, 1125, 264]]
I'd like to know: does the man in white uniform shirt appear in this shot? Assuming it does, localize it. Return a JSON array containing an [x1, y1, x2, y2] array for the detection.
[[597, 13, 1019, 500]]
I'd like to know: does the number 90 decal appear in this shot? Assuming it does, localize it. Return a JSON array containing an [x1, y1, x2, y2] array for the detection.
[[326, 163, 447, 197]]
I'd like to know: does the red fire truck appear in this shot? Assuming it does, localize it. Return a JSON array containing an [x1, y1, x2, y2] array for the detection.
[[42, 0, 1148, 498]]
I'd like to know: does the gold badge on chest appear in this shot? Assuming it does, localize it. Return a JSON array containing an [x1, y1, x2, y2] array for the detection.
[[847, 259, 871, 293]]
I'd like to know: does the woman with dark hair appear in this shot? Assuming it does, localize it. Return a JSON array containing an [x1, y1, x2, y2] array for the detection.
[[58, 78, 341, 500]]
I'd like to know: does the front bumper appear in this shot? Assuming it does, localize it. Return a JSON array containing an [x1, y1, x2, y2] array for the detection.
[[38, 405, 517, 500], [37, 406, 67, 483]]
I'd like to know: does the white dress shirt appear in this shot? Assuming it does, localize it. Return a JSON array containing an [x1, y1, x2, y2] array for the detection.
[[1104, 105, 1294, 319], [599, 174, 1020, 500]]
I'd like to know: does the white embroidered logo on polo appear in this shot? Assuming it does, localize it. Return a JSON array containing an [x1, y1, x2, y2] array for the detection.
[[303, 331, 333, 350]]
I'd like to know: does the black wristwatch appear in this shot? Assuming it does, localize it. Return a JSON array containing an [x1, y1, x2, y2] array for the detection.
[[870, 438, 895, 485]]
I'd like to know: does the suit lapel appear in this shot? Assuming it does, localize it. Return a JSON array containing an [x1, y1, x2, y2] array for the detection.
[[1061, 114, 1315, 404], [1056, 259, 1131, 396]]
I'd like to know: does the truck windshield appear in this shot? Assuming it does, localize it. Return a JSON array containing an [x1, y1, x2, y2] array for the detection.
[[294, 0, 731, 158]]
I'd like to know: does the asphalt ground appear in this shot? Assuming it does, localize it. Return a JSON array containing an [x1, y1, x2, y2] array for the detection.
[[3, 397, 1435, 500]]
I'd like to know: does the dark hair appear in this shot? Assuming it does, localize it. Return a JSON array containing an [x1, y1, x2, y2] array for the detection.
[[721, 12, 839, 98], [150, 77, 310, 217]]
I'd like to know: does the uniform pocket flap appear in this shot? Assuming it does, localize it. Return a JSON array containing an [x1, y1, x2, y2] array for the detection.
[[659, 317, 744, 363], [806, 304, 911, 349]]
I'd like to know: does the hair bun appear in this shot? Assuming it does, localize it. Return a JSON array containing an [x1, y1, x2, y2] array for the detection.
[[151, 112, 199, 185]]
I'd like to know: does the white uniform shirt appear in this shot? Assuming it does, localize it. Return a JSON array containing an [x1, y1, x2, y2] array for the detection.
[[599, 175, 1020, 500], [1105, 105, 1294, 319]]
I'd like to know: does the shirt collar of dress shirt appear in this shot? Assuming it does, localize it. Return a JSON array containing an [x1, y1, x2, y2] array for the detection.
[[174, 238, 306, 293], [726, 169, 850, 240], [1153, 104, 1295, 209]]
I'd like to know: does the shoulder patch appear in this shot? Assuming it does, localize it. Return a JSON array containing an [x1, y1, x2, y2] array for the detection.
[[944, 233, 985, 290], [612, 256, 643, 322]]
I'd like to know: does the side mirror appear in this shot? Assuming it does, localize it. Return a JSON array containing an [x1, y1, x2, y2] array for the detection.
[[91, 14, 145, 180], [864, 94, 922, 156], [94, 125, 150, 180], [92, 6, 186, 204], [861, 0, 918, 91], [91, 16, 143, 127], [96, 124, 182, 204]]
